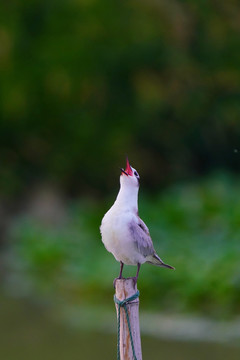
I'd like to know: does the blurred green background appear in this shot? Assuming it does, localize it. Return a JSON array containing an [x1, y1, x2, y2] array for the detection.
[[1, 0, 240, 359]]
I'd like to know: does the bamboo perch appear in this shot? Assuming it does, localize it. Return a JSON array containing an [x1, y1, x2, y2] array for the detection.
[[114, 278, 142, 360]]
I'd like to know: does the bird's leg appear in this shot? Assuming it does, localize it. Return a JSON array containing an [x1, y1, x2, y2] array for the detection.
[[113, 261, 124, 288], [119, 261, 124, 279], [132, 263, 141, 287]]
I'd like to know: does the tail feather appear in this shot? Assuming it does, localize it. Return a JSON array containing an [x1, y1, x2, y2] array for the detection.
[[147, 253, 175, 270]]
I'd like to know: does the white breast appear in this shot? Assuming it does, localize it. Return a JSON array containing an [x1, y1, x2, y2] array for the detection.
[[100, 206, 145, 265]]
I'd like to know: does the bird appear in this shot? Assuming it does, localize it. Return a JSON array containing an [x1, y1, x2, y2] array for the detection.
[[100, 158, 175, 285]]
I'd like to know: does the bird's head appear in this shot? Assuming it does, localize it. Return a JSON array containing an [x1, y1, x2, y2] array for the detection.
[[120, 158, 140, 188]]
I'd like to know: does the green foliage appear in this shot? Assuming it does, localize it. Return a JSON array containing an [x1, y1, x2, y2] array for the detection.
[[4, 173, 240, 317], [0, 1, 240, 196]]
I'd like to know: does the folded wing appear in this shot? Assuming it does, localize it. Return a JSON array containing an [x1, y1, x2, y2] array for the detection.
[[128, 217, 155, 257]]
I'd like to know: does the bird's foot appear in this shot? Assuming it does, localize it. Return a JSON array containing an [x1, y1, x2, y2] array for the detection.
[[113, 277, 126, 288], [131, 276, 138, 288]]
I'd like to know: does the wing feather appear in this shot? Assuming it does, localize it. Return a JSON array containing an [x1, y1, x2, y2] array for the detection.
[[128, 217, 155, 257]]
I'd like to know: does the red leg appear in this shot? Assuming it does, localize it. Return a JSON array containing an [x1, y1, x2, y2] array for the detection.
[[132, 263, 141, 286], [119, 261, 124, 279], [113, 261, 124, 288]]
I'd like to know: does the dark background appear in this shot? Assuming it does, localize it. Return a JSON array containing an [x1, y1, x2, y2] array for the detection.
[[0, 1, 240, 359], [0, 0, 240, 200]]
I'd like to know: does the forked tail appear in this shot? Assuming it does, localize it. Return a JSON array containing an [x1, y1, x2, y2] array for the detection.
[[147, 253, 175, 270]]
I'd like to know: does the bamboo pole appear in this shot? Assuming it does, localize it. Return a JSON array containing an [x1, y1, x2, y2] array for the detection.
[[115, 278, 142, 360]]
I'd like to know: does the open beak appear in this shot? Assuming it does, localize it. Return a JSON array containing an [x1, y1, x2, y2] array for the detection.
[[121, 157, 133, 176], [121, 168, 128, 176]]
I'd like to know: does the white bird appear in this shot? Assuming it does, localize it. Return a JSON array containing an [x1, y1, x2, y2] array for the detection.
[[100, 158, 174, 285]]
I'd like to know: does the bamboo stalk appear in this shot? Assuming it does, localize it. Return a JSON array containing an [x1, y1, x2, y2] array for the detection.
[[115, 278, 142, 360]]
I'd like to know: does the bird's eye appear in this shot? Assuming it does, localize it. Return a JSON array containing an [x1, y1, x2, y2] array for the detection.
[[134, 171, 139, 177]]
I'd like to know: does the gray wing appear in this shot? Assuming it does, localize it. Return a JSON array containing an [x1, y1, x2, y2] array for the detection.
[[128, 217, 155, 257]]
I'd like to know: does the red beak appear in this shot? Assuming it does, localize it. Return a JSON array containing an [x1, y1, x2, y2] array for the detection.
[[125, 157, 133, 176], [120, 157, 133, 176]]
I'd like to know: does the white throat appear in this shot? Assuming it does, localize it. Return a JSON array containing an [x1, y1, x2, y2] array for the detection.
[[114, 181, 139, 213]]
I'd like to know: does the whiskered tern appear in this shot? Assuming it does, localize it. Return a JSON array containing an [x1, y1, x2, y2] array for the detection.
[[100, 158, 174, 285]]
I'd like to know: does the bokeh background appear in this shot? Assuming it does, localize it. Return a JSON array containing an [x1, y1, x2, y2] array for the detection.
[[1, 0, 240, 359]]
